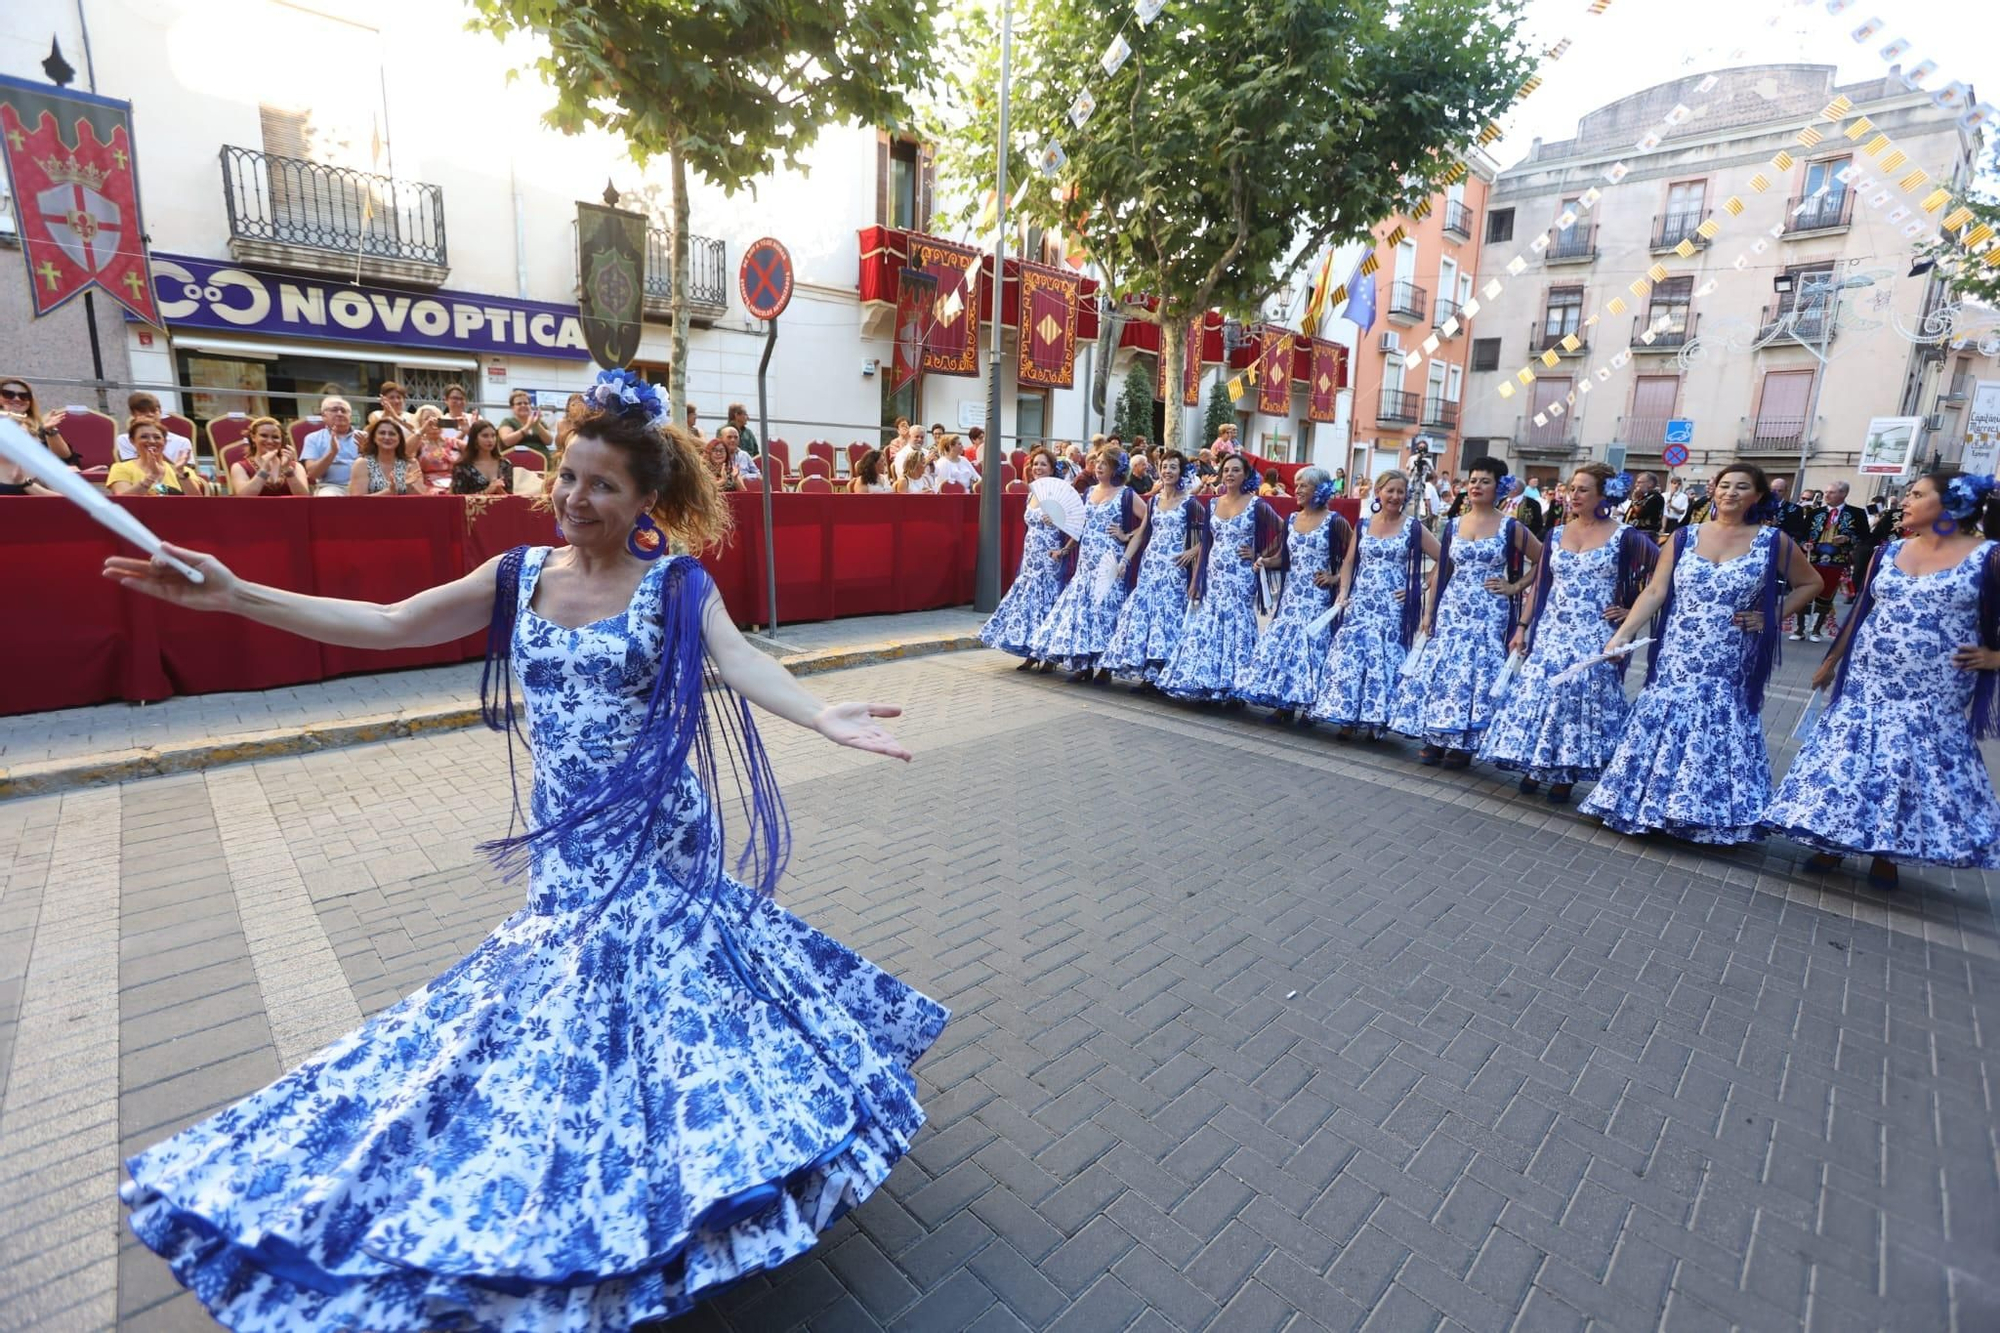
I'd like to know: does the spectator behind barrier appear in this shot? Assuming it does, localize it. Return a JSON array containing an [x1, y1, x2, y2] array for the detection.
[[301, 397, 362, 495], [108, 418, 208, 495], [113, 391, 196, 464], [452, 420, 514, 496], [350, 416, 422, 496], [229, 416, 309, 495]]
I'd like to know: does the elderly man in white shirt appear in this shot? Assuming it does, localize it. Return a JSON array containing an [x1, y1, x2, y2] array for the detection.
[[718, 425, 761, 481], [932, 434, 980, 489]]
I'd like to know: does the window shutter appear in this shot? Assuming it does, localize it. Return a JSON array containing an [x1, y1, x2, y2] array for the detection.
[[875, 131, 891, 226]]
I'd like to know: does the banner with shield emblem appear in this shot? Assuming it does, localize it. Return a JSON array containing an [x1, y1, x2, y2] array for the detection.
[[575, 202, 647, 370]]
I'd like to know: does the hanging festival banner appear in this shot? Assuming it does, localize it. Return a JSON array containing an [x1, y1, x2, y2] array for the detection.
[[910, 234, 981, 376], [1183, 315, 1204, 405], [1256, 326, 1293, 416], [1153, 348, 1167, 402], [0, 74, 158, 323], [892, 266, 936, 392], [575, 202, 647, 369], [1018, 262, 1081, 389], [1307, 339, 1344, 424]]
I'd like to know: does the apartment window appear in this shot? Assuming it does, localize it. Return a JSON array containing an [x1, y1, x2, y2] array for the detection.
[[1555, 197, 1580, 235], [1446, 364, 1463, 402], [877, 135, 930, 230], [1396, 238, 1419, 283], [1648, 275, 1693, 334], [1542, 286, 1584, 338], [1803, 156, 1850, 204], [1665, 180, 1706, 218], [1486, 208, 1514, 243], [1471, 337, 1501, 372]]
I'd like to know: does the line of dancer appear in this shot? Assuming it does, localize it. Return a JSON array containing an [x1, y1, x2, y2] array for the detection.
[[984, 446, 2000, 888]]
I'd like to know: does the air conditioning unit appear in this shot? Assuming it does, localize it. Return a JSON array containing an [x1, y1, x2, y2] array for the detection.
[[1379, 332, 1401, 355], [1923, 413, 1945, 432]]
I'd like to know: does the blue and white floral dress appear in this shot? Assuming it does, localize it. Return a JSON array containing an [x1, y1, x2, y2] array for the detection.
[[1235, 513, 1340, 708], [1157, 501, 1264, 699], [1480, 526, 1633, 784], [122, 549, 949, 1332], [1030, 486, 1134, 669], [980, 501, 1068, 657], [1102, 491, 1198, 681], [1310, 517, 1418, 731], [1391, 519, 1519, 748], [1581, 526, 1779, 843], [1763, 539, 2000, 866]]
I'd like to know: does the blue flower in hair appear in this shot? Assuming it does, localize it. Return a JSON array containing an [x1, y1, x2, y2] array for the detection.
[[1238, 465, 1260, 494], [585, 368, 667, 426], [1312, 479, 1337, 509], [1602, 471, 1633, 503], [1747, 492, 1780, 522], [1496, 474, 1518, 499], [1944, 474, 1996, 520]]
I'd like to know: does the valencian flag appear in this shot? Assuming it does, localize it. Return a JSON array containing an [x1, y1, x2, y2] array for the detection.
[[1299, 250, 1336, 336], [575, 202, 646, 369], [1256, 326, 1293, 416], [1307, 340, 1345, 423], [892, 265, 937, 392], [911, 235, 979, 376], [0, 74, 157, 323], [1018, 262, 1081, 389], [1183, 315, 1204, 406]]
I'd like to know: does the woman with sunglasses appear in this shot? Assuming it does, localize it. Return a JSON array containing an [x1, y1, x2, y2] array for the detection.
[[0, 378, 79, 467]]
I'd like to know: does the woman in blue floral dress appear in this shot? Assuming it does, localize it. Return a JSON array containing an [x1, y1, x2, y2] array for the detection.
[[1157, 454, 1282, 702], [1102, 450, 1203, 686], [1392, 457, 1540, 766], [1479, 464, 1658, 802], [980, 446, 1070, 670], [1030, 447, 1146, 679], [1580, 462, 1820, 843], [1235, 468, 1351, 719], [102, 373, 947, 1333], [1309, 470, 1439, 738], [1764, 471, 2000, 887]]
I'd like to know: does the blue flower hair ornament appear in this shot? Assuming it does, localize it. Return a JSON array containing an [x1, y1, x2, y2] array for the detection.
[[1237, 463, 1260, 494], [1944, 474, 1996, 521], [1747, 492, 1781, 523], [1312, 479, 1337, 510], [585, 368, 667, 426], [1602, 470, 1634, 503], [1111, 448, 1130, 482], [1496, 474, 1518, 499]]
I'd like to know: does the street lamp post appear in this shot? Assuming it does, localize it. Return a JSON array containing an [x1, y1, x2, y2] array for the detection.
[[1772, 270, 1873, 492], [974, 0, 1013, 614]]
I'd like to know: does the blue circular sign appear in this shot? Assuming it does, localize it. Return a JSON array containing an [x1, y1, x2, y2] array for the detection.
[[739, 238, 794, 320], [1662, 443, 1690, 468]]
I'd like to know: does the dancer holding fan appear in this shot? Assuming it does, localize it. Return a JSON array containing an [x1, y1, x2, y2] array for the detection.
[[1029, 447, 1147, 680], [1102, 449, 1204, 687], [1156, 453, 1283, 702], [1308, 469, 1437, 738], [979, 446, 1075, 671], [1235, 468, 1351, 721]]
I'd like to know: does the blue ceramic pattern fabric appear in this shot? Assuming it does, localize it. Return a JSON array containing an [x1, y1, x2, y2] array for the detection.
[[1479, 525, 1633, 783], [121, 547, 948, 1332], [1235, 514, 1337, 708], [1030, 487, 1133, 668], [1580, 526, 1777, 843], [1309, 517, 1416, 730], [980, 503, 1068, 656], [1391, 520, 1515, 747], [1102, 495, 1195, 681], [1764, 539, 2000, 866], [1157, 502, 1263, 699]]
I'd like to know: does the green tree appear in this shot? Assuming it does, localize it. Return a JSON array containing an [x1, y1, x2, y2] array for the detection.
[[1202, 378, 1235, 448], [924, 0, 1532, 448], [1112, 360, 1154, 441], [468, 0, 941, 422], [1917, 142, 1999, 306]]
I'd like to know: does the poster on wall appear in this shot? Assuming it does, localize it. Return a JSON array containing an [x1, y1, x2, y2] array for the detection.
[[1858, 415, 1924, 476], [1964, 381, 2000, 477]]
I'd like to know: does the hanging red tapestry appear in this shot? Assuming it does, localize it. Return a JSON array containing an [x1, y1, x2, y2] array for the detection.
[[1256, 326, 1292, 416], [1307, 339, 1345, 424], [1182, 315, 1204, 406], [1017, 263, 1080, 389], [910, 234, 980, 377], [892, 266, 937, 392]]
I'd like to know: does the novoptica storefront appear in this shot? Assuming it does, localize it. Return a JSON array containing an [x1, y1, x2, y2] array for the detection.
[[130, 253, 596, 428]]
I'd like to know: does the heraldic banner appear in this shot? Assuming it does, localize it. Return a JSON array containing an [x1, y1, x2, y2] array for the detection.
[[0, 74, 158, 323], [1183, 315, 1204, 406], [575, 202, 647, 369], [893, 266, 937, 392], [1256, 326, 1293, 417], [1307, 339, 1345, 424], [1018, 263, 1081, 390], [910, 234, 979, 376]]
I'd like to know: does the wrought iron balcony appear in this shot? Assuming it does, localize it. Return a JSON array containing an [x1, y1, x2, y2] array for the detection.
[[1632, 312, 1696, 352], [220, 145, 447, 284], [1784, 191, 1853, 234], [1386, 281, 1428, 325], [1543, 225, 1597, 264], [1650, 211, 1711, 252], [1443, 200, 1474, 239], [645, 228, 729, 319], [1621, 417, 1672, 449], [1759, 301, 1836, 343], [1743, 415, 1808, 448], [1421, 397, 1459, 430], [1513, 416, 1579, 454], [1433, 297, 1460, 330], [1529, 322, 1588, 356], [1378, 389, 1423, 424]]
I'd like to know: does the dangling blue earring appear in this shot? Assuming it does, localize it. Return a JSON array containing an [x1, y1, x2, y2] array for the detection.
[[627, 511, 666, 560], [1934, 516, 1959, 537], [1594, 501, 1614, 520], [554, 518, 566, 543], [1370, 499, 1383, 513]]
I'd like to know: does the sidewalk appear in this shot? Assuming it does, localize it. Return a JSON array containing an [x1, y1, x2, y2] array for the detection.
[[0, 607, 988, 800]]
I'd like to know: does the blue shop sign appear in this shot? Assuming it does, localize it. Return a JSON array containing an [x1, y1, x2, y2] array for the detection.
[[141, 252, 592, 361]]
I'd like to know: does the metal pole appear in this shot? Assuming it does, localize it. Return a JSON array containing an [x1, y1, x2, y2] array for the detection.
[[1794, 290, 1834, 494], [974, 0, 1013, 613], [757, 319, 780, 633]]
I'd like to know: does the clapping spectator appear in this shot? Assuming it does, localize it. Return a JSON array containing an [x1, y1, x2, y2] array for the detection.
[[726, 403, 761, 459], [849, 448, 891, 493], [556, 393, 588, 452], [933, 434, 979, 489], [108, 418, 208, 495], [301, 396, 362, 495], [707, 437, 744, 492], [369, 379, 417, 431], [350, 416, 422, 495], [113, 391, 196, 464], [451, 420, 513, 495], [228, 417, 308, 495], [1128, 450, 1156, 496], [499, 389, 553, 457], [439, 383, 473, 433], [717, 426, 761, 481], [0, 376, 80, 470], [411, 405, 457, 493], [1258, 467, 1284, 497]]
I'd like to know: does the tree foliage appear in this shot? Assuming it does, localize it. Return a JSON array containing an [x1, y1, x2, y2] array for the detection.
[[923, 0, 1533, 445], [1112, 360, 1155, 440], [1919, 143, 2000, 307], [468, 0, 941, 417], [1202, 377, 1236, 447]]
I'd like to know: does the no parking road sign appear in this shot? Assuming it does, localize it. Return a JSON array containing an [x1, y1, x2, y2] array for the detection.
[[1662, 443, 1690, 468], [739, 238, 794, 320]]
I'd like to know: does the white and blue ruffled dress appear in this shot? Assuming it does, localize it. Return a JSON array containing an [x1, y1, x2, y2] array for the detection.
[[1235, 510, 1349, 709], [1102, 490, 1202, 681], [981, 501, 1072, 657], [1391, 517, 1526, 749], [1029, 486, 1144, 669]]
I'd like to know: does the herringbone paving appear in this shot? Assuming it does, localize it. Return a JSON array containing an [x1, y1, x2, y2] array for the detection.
[[2, 648, 1996, 1331]]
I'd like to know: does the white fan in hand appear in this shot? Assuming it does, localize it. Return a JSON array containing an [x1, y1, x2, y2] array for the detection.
[[1030, 476, 1087, 538]]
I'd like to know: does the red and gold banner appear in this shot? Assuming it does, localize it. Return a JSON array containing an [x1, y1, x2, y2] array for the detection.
[[1153, 349, 1167, 402], [911, 234, 980, 377], [1256, 326, 1293, 416], [1307, 339, 1345, 423], [892, 267, 936, 393], [1182, 316, 1204, 405], [1018, 262, 1081, 389]]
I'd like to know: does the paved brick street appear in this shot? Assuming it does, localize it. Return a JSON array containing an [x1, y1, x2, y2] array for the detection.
[[3, 647, 1998, 1331]]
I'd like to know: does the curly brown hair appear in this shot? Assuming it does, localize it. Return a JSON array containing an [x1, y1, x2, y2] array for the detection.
[[564, 409, 733, 554], [1021, 445, 1059, 480]]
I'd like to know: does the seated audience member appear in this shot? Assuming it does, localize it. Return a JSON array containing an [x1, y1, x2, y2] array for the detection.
[[452, 420, 514, 495], [1128, 451, 1156, 496], [113, 391, 196, 464], [349, 416, 422, 495], [0, 377, 79, 467], [108, 418, 208, 495], [895, 448, 937, 493], [685, 403, 700, 436], [228, 417, 309, 495], [718, 425, 761, 481], [849, 448, 892, 493], [965, 426, 988, 463], [724, 403, 761, 459], [934, 434, 979, 489], [411, 405, 458, 493], [301, 396, 363, 496], [499, 389, 554, 457], [555, 393, 589, 452], [1259, 467, 1284, 497], [706, 437, 744, 492], [368, 380, 417, 431], [439, 383, 473, 432]]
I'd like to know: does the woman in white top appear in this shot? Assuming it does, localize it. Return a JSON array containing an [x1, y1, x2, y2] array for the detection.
[[933, 435, 980, 489], [848, 449, 893, 494], [895, 449, 937, 494]]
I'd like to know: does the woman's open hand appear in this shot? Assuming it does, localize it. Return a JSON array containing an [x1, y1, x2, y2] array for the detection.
[[102, 541, 240, 612], [814, 702, 912, 761]]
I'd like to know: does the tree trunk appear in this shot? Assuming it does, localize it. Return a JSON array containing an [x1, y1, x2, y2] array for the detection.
[[669, 141, 692, 432], [1160, 315, 1183, 452]]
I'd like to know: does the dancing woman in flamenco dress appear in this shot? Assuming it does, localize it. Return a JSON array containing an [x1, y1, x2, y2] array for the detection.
[[1307, 469, 1436, 739], [1101, 449, 1204, 686], [980, 446, 1072, 671], [1155, 453, 1283, 702], [103, 372, 948, 1332], [1233, 468, 1351, 721]]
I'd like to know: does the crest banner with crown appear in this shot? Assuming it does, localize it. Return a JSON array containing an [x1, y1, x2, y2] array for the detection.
[[1017, 263, 1079, 390], [0, 74, 156, 323]]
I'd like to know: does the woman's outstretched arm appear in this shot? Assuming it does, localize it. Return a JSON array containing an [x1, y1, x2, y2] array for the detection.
[[700, 589, 911, 761]]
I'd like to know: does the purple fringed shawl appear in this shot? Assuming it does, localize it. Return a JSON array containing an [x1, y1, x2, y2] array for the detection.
[[1395, 516, 1426, 648], [1521, 525, 1659, 656], [1118, 486, 1148, 594], [1645, 524, 1784, 714], [477, 548, 791, 911], [1191, 495, 1280, 603], [1828, 541, 2000, 738], [1260, 509, 1348, 617]]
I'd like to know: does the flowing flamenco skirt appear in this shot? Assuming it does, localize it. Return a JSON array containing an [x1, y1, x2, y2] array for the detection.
[[1308, 612, 1405, 730], [1156, 591, 1261, 700], [1234, 593, 1332, 709], [1390, 608, 1511, 749], [1101, 566, 1190, 682], [980, 524, 1067, 657], [1762, 697, 2000, 867], [1578, 682, 1770, 844], [121, 870, 948, 1331], [1478, 658, 1632, 785], [1029, 564, 1129, 669]]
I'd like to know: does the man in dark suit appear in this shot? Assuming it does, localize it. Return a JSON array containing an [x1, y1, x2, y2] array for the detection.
[[1798, 480, 1869, 641], [1625, 471, 1665, 538]]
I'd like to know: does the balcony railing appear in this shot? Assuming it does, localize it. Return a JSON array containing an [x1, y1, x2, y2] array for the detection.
[[1443, 200, 1474, 239], [1421, 397, 1459, 430], [645, 228, 729, 317], [1744, 415, 1808, 448], [1544, 225, 1597, 263], [1513, 416, 1579, 453], [1433, 297, 1460, 330], [1622, 417, 1671, 449], [1632, 312, 1696, 351], [220, 145, 447, 282], [1529, 322, 1587, 356], [1378, 389, 1423, 424], [1387, 281, 1428, 324], [1651, 210, 1711, 251], [1760, 301, 1836, 343], [1784, 191, 1853, 234]]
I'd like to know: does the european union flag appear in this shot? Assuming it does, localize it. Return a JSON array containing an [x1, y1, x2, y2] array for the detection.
[[1341, 254, 1377, 334]]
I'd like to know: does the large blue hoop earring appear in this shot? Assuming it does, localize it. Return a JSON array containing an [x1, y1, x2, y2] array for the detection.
[[1934, 516, 1960, 537], [627, 511, 666, 561], [1594, 501, 1614, 520], [1370, 498, 1383, 513]]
